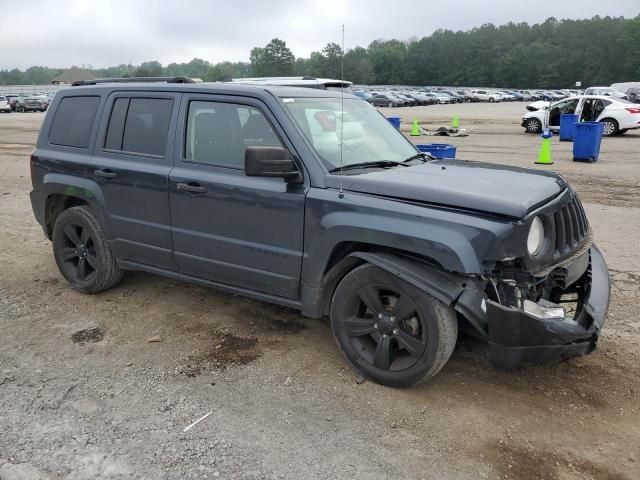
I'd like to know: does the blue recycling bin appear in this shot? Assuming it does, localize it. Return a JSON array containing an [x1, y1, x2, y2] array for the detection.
[[573, 122, 604, 163], [387, 116, 401, 129], [559, 113, 578, 142], [416, 143, 457, 159]]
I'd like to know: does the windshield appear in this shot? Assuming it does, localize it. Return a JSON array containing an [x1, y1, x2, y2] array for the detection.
[[283, 98, 418, 172]]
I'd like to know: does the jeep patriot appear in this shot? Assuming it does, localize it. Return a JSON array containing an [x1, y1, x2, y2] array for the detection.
[[29, 77, 610, 387]]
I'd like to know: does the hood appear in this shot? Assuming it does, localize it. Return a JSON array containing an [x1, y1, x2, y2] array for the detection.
[[325, 160, 566, 218], [527, 101, 550, 111]]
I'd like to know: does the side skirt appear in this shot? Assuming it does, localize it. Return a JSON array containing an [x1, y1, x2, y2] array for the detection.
[[118, 260, 303, 310]]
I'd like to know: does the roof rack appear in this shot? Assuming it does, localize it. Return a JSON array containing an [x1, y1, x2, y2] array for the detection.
[[228, 76, 353, 89], [71, 76, 199, 86]]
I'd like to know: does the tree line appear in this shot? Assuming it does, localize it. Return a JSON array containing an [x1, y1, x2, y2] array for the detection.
[[1, 16, 638, 88]]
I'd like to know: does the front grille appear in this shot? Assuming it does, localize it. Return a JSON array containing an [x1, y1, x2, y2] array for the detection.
[[553, 194, 589, 257]]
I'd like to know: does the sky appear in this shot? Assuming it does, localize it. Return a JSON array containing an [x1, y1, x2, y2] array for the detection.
[[1, 0, 638, 69]]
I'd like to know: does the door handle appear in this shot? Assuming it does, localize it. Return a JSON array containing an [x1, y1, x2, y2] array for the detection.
[[94, 169, 117, 179], [176, 182, 207, 194]]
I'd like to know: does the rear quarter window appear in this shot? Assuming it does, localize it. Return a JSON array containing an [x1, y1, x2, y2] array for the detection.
[[49, 96, 100, 149]]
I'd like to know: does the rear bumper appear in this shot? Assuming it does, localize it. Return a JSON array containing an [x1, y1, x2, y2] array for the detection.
[[619, 120, 640, 131], [486, 246, 610, 369], [20, 104, 43, 111]]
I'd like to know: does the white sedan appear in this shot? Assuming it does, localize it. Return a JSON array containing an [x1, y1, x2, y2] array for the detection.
[[521, 95, 640, 136]]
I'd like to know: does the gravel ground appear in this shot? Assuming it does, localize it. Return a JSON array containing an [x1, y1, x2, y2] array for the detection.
[[1, 103, 639, 480]]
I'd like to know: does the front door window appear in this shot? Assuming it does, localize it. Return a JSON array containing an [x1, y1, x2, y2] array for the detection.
[[548, 99, 579, 127]]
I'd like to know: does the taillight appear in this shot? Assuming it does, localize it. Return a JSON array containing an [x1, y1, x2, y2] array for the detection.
[[626, 107, 640, 114]]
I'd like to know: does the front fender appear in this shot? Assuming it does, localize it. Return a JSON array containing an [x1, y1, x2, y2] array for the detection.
[[299, 249, 489, 337], [350, 252, 488, 338], [301, 189, 510, 294], [350, 251, 466, 305]]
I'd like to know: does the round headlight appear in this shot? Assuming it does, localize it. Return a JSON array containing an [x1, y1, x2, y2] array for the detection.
[[527, 216, 545, 256]]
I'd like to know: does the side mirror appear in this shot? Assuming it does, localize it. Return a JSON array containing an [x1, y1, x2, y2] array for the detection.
[[245, 146, 302, 183]]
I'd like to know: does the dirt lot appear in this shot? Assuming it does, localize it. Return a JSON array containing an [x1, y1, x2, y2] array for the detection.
[[1, 103, 639, 480]]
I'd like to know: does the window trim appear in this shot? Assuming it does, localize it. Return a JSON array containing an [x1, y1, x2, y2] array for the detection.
[[104, 96, 130, 152], [100, 93, 175, 159], [181, 98, 290, 171]]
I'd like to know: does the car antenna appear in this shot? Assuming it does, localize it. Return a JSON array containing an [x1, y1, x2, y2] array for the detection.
[[339, 24, 345, 199]]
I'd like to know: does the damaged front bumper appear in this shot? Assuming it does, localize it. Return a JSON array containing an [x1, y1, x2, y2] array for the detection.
[[485, 246, 610, 369]]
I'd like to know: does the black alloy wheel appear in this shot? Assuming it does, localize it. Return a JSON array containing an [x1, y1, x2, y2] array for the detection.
[[58, 222, 98, 283], [331, 264, 458, 387], [343, 283, 426, 372]]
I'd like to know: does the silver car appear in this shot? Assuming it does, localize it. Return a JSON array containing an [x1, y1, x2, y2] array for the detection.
[[0, 96, 12, 113]]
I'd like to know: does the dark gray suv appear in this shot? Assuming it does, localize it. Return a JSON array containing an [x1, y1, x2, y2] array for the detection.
[[29, 77, 610, 387]]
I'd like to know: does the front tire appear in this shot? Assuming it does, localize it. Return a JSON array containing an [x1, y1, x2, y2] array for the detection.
[[524, 118, 542, 134], [52, 206, 123, 293], [330, 264, 458, 387], [600, 118, 619, 136]]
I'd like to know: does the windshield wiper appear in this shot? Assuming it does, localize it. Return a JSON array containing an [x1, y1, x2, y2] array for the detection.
[[328, 160, 406, 173], [402, 152, 433, 163]]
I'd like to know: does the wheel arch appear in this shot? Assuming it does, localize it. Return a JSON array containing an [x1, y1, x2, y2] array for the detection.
[[323, 249, 489, 337], [302, 242, 441, 317], [44, 194, 89, 239], [41, 174, 111, 239], [599, 117, 619, 136], [524, 116, 543, 133], [301, 244, 489, 339]]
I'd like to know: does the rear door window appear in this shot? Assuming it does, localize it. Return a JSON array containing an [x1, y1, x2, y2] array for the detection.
[[104, 97, 173, 157], [49, 96, 100, 148]]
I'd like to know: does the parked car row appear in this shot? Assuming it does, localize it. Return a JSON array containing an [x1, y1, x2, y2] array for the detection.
[[355, 88, 467, 107], [352, 86, 593, 106], [1, 93, 53, 112]]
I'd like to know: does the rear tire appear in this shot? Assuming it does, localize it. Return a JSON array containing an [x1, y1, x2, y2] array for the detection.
[[52, 206, 123, 293], [600, 118, 618, 136], [330, 263, 458, 387]]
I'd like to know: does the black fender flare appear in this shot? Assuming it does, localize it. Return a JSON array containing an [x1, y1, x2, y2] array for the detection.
[[349, 251, 489, 339], [41, 173, 112, 239]]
